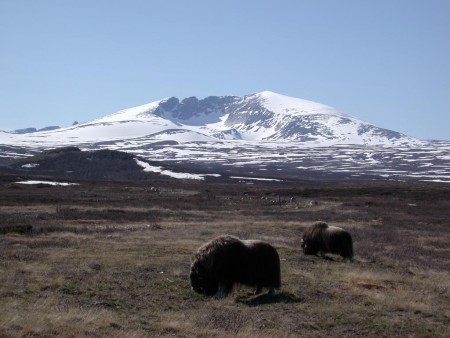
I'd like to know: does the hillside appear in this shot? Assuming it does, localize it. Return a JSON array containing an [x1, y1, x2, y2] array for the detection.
[[0, 147, 166, 181]]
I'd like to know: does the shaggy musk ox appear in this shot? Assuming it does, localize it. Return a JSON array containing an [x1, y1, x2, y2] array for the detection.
[[301, 222, 353, 262], [190, 235, 281, 298]]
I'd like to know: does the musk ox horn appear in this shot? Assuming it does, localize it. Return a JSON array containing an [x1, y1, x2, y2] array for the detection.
[[190, 235, 281, 298]]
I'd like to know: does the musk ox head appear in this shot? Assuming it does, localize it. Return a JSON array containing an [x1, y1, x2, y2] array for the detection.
[[190, 235, 240, 296], [190, 235, 281, 298], [190, 261, 218, 296], [301, 221, 328, 255], [301, 221, 353, 261]]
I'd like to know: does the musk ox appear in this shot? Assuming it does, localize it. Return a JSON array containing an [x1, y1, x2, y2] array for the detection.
[[190, 235, 281, 298], [301, 222, 353, 262]]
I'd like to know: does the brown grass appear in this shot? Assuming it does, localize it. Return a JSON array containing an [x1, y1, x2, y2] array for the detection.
[[0, 176, 449, 337]]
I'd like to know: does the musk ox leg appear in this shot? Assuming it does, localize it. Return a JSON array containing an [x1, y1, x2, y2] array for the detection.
[[214, 281, 232, 299], [214, 288, 226, 299]]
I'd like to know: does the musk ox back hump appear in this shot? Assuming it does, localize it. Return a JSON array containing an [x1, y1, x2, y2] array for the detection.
[[241, 240, 281, 289], [324, 225, 353, 259]]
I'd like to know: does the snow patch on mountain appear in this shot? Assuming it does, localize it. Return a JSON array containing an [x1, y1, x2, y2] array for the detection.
[[251, 91, 345, 117]]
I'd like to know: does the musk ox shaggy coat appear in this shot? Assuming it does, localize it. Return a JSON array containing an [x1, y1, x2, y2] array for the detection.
[[301, 222, 353, 261], [190, 235, 281, 298]]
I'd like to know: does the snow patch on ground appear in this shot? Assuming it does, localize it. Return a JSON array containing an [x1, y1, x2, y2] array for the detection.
[[16, 180, 79, 186], [230, 176, 283, 182], [21, 163, 39, 168], [135, 159, 220, 180]]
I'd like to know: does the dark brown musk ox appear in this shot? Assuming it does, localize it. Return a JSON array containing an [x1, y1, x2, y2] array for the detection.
[[301, 222, 354, 262], [190, 235, 281, 298]]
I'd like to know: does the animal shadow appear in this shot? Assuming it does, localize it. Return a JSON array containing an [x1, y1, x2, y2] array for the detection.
[[320, 255, 335, 261], [235, 291, 304, 307]]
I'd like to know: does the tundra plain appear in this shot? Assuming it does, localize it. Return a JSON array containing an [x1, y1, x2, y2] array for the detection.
[[0, 174, 449, 337]]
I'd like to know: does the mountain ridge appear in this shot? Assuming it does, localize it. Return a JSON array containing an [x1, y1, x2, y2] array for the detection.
[[0, 90, 420, 147]]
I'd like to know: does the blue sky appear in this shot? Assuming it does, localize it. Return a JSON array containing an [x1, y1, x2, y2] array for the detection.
[[1, 0, 449, 140]]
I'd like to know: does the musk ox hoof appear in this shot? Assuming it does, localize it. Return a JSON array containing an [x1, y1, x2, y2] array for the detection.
[[255, 287, 276, 296]]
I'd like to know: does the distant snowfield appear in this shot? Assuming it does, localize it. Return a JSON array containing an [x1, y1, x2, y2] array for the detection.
[[16, 180, 79, 186], [130, 142, 450, 183]]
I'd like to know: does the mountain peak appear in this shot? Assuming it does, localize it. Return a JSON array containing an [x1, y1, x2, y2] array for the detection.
[[248, 91, 342, 117]]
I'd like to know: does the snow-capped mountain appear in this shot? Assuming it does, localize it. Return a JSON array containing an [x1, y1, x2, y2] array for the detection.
[[1, 91, 449, 184], [0, 91, 419, 147]]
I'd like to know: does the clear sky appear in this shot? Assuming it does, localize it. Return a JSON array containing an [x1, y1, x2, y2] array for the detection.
[[1, 0, 449, 140]]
